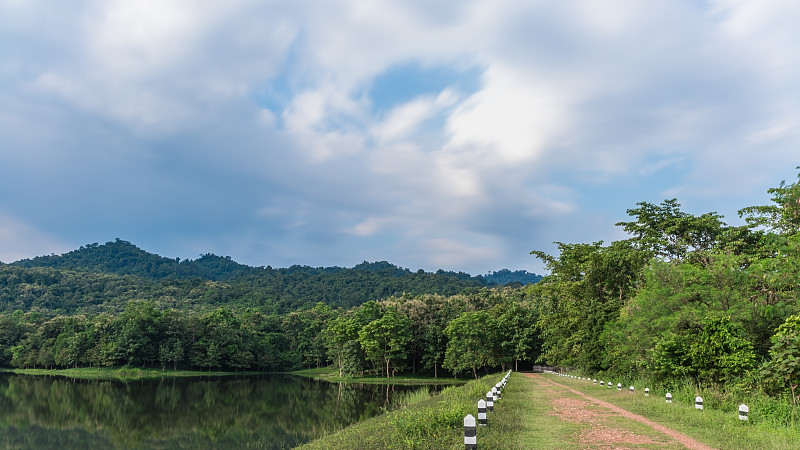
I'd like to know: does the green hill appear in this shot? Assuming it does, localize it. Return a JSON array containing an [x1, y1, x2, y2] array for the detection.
[[3, 239, 534, 314]]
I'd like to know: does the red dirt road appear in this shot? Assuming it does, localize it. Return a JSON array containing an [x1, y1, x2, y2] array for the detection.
[[525, 373, 716, 450]]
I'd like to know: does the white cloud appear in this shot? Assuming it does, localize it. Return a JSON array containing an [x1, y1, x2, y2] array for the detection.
[[444, 64, 569, 163], [1, 0, 799, 274]]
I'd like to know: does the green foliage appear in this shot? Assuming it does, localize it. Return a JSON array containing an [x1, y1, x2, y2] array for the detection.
[[443, 311, 497, 378], [615, 198, 727, 260], [651, 316, 756, 384], [763, 314, 800, 405], [530, 239, 648, 371], [740, 167, 800, 235], [358, 307, 412, 377], [532, 169, 800, 397], [1, 243, 495, 315]]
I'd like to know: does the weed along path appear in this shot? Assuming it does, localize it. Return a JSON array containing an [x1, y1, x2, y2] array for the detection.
[[518, 373, 715, 449]]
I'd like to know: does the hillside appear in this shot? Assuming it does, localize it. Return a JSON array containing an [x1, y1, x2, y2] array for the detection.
[[1, 239, 541, 315], [10, 239, 253, 281]]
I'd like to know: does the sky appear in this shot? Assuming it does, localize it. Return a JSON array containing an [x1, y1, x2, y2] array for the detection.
[[1, 0, 799, 275]]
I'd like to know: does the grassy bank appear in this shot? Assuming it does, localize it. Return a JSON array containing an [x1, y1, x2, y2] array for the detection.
[[1, 367, 259, 381], [299, 373, 511, 449], [292, 366, 466, 385], [547, 373, 800, 449]]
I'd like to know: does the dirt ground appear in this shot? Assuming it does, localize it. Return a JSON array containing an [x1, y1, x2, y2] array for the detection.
[[524, 373, 715, 450]]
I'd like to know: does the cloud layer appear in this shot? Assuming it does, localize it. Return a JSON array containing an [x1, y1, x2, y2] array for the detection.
[[1, 0, 798, 273]]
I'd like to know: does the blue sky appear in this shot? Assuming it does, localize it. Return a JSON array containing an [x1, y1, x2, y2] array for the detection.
[[1, 0, 799, 275]]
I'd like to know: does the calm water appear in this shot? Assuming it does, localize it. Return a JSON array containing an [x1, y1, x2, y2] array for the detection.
[[0, 373, 438, 449]]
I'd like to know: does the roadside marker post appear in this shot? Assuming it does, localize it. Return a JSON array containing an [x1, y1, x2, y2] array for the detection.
[[629, 386, 634, 393], [666, 393, 672, 403], [645, 388, 649, 397], [477, 400, 487, 426], [486, 392, 494, 412], [695, 396, 704, 411], [464, 414, 477, 449], [739, 404, 749, 422]]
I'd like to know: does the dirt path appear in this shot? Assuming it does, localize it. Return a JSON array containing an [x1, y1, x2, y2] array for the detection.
[[524, 373, 715, 450]]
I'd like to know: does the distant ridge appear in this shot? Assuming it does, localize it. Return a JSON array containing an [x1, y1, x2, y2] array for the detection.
[[2, 239, 543, 314], [9, 239, 542, 285], [10, 238, 253, 281]]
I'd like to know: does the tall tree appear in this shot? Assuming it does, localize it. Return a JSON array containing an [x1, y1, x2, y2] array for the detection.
[[358, 307, 411, 378]]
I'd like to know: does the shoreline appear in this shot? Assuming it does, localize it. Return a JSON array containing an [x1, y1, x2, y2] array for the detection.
[[0, 367, 266, 380], [290, 367, 467, 385]]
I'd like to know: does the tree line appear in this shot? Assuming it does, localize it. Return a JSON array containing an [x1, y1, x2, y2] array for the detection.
[[0, 288, 540, 376]]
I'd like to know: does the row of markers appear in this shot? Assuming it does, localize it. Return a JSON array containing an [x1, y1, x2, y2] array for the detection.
[[547, 371, 750, 422], [464, 370, 512, 449]]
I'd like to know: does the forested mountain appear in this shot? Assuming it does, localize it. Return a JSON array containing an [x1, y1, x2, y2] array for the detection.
[[2, 240, 529, 315], [11, 239, 254, 281]]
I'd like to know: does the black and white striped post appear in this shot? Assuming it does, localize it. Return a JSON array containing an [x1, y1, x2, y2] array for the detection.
[[608, 382, 612, 389], [695, 396, 704, 411], [617, 383, 622, 391], [593, 379, 597, 384], [477, 399, 487, 426], [666, 393, 672, 403], [491, 387, 498, 402], [739, 404, 748, 422], [495, 383, 502, 400], [486, 391, 494, 412], [600, 380, 604, 386], [629, 386, 634, 393], [464, 414, 477, 449], [645, 388, 649, 397]]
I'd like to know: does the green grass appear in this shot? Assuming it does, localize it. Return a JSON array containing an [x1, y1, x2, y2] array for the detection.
[[2, 366, 258, 381], [299, 373, 503, 449], [292, 366, 466, 385], [391, 387, 436, 409], [549, 374, 800, 449]]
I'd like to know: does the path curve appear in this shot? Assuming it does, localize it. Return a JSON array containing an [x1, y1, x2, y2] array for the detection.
[[524, 373, 715, 450]]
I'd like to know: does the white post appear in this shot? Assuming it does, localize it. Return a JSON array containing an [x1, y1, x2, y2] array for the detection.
[[739, 404, 749, 421], [695, 396, 703, 411], [464, 414, 477, 449], [486, 391, 494, 412], [600, 380, 604, 386], [645, 388, 649, 397], [617, 383, 622, 391], [491, 387, 498, 402], [629, 386, 634, 393], [477, 399, 487, 426], [593, 379, 597, 384], [666, 393, 672, 403]]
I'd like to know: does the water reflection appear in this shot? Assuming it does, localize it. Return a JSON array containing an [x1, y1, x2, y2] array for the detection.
[[0, 373, 435, 449]]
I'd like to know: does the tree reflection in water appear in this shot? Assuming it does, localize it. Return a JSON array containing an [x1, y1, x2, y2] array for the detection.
[[0, 374, 436, 449]]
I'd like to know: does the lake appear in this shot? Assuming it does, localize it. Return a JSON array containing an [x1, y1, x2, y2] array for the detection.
[[0, 373, 441, 449]]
